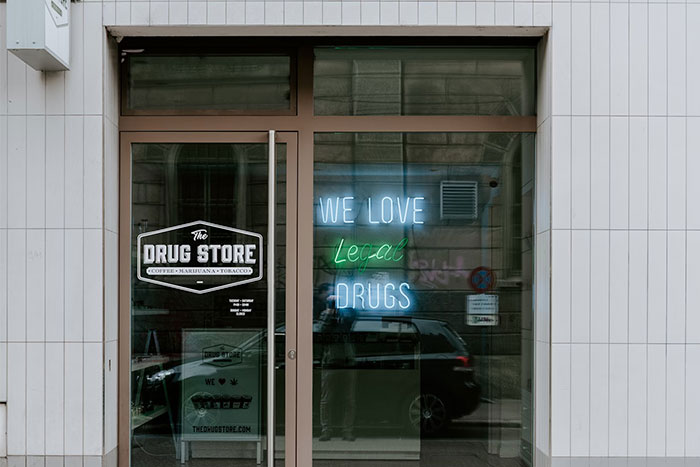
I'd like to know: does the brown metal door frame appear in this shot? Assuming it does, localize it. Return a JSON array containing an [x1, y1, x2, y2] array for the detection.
[[118, 131, 299, 467]]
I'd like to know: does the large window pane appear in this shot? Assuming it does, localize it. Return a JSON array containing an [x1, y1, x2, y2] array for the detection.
[[314, 48, 536, 116], [312, 132, 534, 466], [126, 55, 292, 112]]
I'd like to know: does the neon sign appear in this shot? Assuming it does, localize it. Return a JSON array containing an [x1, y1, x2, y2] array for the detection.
[[318, 196, 425, 225], [336, 281, 412, 311], [333, 237, 408, 272]]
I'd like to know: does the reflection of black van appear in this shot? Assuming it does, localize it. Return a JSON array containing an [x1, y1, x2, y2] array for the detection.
[[312, 316, 481, 436]]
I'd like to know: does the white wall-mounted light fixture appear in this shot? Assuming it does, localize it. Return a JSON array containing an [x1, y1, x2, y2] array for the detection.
[[7, 0, 71, 71]]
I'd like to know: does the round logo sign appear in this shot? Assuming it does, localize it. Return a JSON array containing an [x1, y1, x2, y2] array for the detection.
[[469, 266, 496, 293]]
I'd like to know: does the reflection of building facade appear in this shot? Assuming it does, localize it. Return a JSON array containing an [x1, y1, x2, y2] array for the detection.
[[0, 3, 698, 467]]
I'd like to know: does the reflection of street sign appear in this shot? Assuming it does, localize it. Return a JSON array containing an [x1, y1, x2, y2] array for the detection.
[[469, 266, 496, 292], [137, 220, 263, 294], [466, 294, 499, 326]]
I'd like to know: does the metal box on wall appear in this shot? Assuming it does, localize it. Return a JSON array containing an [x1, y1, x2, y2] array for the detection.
[[7, 0, 70, 71]]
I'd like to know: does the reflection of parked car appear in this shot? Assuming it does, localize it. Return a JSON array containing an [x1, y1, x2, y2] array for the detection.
[[312, 316, 481, 436]]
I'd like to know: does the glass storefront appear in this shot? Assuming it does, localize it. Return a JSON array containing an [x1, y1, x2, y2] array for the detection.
[[122, 41, 536, 467]]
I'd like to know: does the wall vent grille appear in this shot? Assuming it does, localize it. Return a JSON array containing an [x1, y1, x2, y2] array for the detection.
[[440, 181, 478, 220]]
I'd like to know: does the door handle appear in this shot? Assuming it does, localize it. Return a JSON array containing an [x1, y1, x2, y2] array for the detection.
[[266, 130, 276, 466]]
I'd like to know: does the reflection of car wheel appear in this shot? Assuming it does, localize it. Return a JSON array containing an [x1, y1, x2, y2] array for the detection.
[[408, 393, 449, 436], [184, 391, 219, 428]]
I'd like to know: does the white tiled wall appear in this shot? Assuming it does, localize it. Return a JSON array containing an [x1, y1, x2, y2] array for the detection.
[[1, 0, 699, 461]]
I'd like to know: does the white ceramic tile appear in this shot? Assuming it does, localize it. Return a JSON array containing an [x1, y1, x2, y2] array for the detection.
[[494, 2, 513, 25], [83, 116, 102, 229], [590, 117, 610, 229], [687, 232, 700, 343], [667, 117, 686, 230], [65, 117, 84, 229], [26, 116, 45, 229], [609, 230, 629, 343], [399, 1, 418, 24], [0, 230, 6, 343], [437, 2, 456, 25], [552, 229, 571, 343], [45, 73, 65, 115], [590, 231, 609, 343], [64, 230, 83, 342], [551, 116, 571, 229], [688, 5, 700, 116], [188, 1, 207, 24], [302, 1, 322, 24], [475, 1, 495, 25], [686, 345, 700, 456], [418, 1, 438, 24], [321, 1, 341, 24], [0, 116, 7, 229], [7, 230, 26, 342], [533, 2, 551, 26], [589, 344, 609, 456], [552, 3, 571, 116], [7, 343, 26, 455], [283, 1, 302, 24], [628, 343, 647, 455], [571, 231, 590, 343], [105, 231, 118, 343], [646, 344, 666, 456], [104, 121, 119, 234], [26, 68, 45, 115], [170, 1, 188, 24], [551, 343, 571, 456], [45, 342, 64, 455], [648, 117, 667, 230], [629, 4, 648, 116], [104, 340, 118, 452], [609, 118, 629, 229], [83, 229, 103, 343], [688, 118, 700, 229], [342, 2, 364, 25], [648, 4, 667, 116], [514, 3, 532, 26], [102, 0, 117, 26], [116, 2, 131, 25], [149, 1, 169, 25], [25, 343, 44, 455], [535, 231, 551, 343], [456, 2, 476, 24], [570, 3, 590, 115], [45, 116, 65, 229], [609, 343, 628, 456], [666, 344, 685, 456], [610, 3, 629, 115], [64, 343, 83, 455], [208, 1, 227, 24], [83, 343, 102, 455], [0, 5, 7, 116], [45, 230, 65, 343], [380, 2, 399, 25], [590, 3, 610, 115], [84, 3, 103, 115], [25, 230, 45, 343], [0, 341, 6, 402], [629, 117, 648, 230], [131, 2, 150, 24], [7, 54, 27, 116], [570, 343, 590, 455], [535, 340, 550, 453], [361, 2, 380, 25], [666, 231, 685, 344], [65, 4, 84, 115], [628, 231, 648, 343], [7, 116, 26, 229], [647, 231, 667, 344], [571, 117, 591, 229]]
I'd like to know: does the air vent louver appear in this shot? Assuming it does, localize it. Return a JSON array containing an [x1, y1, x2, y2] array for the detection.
[[440, 181, 478, 220]]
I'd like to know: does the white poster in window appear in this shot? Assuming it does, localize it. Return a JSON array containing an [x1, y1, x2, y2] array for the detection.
[[466, 294, 499, 326], [181, 329, 262, 441]]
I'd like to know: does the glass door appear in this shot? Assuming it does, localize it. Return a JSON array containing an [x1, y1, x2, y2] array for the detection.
[[121, 132, 298, 467]]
